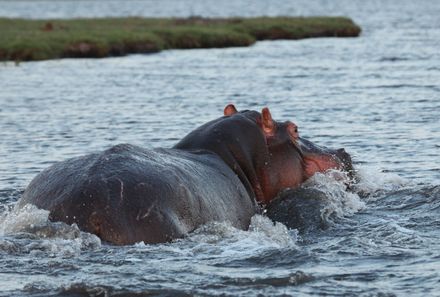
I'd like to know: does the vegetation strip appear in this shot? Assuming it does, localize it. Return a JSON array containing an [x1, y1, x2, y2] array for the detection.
[[0, 17, 361, 61]]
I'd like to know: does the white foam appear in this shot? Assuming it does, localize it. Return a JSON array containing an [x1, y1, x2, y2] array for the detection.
[[303, 170, 366, 222], [133, 215, 300, 262], [188, 215, 297, 247], [352, 165, 408, 197], [0, 203, 101, 256], [248, 215, 299, 247], [0, 204, 49, 235]]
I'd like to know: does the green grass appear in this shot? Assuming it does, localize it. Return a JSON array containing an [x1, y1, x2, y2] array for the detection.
[[0, 17, 361, 61]]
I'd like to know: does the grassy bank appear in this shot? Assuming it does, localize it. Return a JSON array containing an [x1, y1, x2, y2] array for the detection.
[[0, 17, 361, 61]]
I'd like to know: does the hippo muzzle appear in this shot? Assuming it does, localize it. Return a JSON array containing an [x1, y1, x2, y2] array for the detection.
[[298, 137, 355, 180]]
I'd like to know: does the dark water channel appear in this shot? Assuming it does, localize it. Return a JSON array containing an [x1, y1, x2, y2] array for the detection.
[[1, 0, 439, 296]]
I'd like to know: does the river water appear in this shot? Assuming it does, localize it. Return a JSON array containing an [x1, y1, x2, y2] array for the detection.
[[0, 0, 439, 296]]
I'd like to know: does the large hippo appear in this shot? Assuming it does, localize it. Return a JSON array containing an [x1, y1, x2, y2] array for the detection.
[[19, 105, 353, 245]]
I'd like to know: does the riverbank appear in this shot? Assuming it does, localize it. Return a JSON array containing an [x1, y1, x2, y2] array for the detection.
[[0, 17, 361, 61]]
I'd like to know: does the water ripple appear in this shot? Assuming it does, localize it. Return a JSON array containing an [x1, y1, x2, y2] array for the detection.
[[1, 0, 440, 296]]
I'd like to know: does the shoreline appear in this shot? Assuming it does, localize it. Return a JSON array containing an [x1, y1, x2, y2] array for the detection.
[[0, 16, 361, 62]]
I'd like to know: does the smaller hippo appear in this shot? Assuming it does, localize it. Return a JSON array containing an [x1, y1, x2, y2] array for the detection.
[[266, 187, 331, 234]]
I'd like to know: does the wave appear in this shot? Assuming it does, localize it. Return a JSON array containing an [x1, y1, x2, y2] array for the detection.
[[0, 165, 422, 260], [0, 204, 101, 257], [352, 165, 409, 197], [129, 214, 300, 263], [304, 170, 366, 219]]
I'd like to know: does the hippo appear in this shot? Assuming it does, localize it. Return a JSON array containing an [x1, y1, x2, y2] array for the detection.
[[18, 104, 353, 245], [266, 187, 334, 234]]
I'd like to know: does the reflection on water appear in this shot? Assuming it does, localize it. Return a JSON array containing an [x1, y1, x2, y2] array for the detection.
[[1, 0, 440, 296]]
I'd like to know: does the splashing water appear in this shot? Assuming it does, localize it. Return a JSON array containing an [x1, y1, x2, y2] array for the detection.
[[301, 170, 365, 223], [0, 204, 50, 235], [0, 204, 101, 257], [182, 215, 299, 253], [352, 165, 410, 198]]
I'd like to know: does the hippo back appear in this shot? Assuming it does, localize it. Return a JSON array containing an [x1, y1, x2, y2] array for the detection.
[[20, 144, 257, 244]]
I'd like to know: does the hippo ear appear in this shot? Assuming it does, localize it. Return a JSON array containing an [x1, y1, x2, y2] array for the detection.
[[261, 107, 275, 135], [224, 104, 238, 116]]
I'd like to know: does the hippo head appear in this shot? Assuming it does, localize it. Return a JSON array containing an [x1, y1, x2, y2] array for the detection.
[[224, 104, 355, 202], [224, 104, 306, 204], [176, 104, 354, 206]]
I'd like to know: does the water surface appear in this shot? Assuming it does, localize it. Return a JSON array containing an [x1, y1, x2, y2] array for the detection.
[[1, 0, 439, 296]]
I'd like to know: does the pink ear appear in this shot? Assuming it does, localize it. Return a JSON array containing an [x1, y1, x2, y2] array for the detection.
[[261, 107, 275, 135], [224, 104, 238, 116]]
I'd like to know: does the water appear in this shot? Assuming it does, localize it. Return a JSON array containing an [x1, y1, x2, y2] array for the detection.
[[1, 0, 439, 296]]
